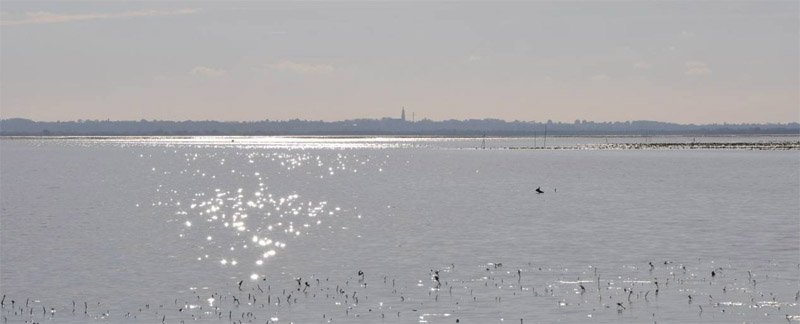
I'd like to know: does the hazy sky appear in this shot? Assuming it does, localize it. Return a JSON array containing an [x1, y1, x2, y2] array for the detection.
[[1, 1, 798, 123]]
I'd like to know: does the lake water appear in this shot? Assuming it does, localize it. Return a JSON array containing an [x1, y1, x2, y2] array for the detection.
[[1, 136, 798, 323]]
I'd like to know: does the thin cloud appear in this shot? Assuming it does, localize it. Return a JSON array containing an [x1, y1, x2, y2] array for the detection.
[[633, 62, 651, 70], [467, 54, 482, 62], [591, 74, 610, 82], [685, 61, 712, 76], [1, 8, 198, 26], [191, 66, 226, 78], [268, 60, 334, 74]]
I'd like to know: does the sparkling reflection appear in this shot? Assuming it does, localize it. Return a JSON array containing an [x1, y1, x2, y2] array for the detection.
[[147, 147, 376, 283]]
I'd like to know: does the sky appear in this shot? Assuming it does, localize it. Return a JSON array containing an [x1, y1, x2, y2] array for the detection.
[[1, 1, 798, 124]]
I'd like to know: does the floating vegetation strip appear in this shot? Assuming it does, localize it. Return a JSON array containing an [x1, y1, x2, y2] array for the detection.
[[499, 141, 800, 150]]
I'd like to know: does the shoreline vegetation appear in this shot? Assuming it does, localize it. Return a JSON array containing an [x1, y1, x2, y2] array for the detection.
[[1, 118, 798, 136], [1, 259, 797, 323]]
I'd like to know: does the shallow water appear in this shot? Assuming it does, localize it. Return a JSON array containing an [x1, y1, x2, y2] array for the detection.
[[1, 137, 798, 323]]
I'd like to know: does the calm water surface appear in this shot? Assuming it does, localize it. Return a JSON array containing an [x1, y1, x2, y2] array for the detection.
[[1, 137, 798, 323]]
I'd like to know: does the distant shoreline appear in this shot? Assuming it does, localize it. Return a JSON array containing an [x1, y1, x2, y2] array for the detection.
[[2, 134, 800, 140], [2, 118, 798, 137]]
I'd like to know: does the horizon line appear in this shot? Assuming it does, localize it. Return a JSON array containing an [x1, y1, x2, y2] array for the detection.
[[3, 117, 799, 126]]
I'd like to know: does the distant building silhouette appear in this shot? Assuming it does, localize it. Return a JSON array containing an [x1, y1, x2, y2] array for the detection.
[[401, 107, 406, 122]]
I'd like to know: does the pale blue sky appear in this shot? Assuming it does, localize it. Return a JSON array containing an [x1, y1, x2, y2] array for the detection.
[[1, 1, 797, 123]]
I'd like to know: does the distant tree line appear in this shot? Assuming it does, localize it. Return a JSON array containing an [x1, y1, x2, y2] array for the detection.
[[1, 118, 798, 136]]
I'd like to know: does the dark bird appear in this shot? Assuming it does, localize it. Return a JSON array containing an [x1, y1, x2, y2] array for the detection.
[[535, 187, 544, 194]]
